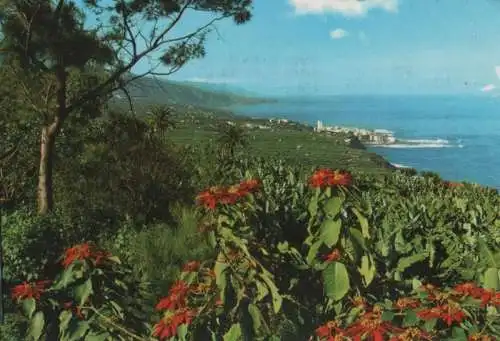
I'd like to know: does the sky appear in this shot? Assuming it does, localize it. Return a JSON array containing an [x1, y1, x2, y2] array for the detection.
[[131, 0, 500, 96]]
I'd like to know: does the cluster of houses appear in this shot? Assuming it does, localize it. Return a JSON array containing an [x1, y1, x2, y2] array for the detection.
[[314, 120, 397, 145]]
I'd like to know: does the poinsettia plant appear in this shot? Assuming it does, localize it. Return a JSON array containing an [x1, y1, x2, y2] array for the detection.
[[12, 167, 500, 340], [11, 242, 152, 341]]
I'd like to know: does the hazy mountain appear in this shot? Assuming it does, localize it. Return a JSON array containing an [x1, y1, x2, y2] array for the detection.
[[176, 81, 263, 98], [111, 75, 272, 109]]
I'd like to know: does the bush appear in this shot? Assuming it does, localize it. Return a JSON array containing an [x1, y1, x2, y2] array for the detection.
[[102, 205, 214, 295], [3, 209, 70, 283]]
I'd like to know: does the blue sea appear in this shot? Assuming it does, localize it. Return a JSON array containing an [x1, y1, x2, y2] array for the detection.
[[233, 95, 500, 188]]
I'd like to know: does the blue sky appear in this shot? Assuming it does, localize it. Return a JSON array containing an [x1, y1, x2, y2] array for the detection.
[[132, 0, 500, 96]]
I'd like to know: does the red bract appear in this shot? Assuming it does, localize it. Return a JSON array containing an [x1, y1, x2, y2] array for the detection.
[[389, 328, 432, 341], [394, 298, 420, 311], [238, 178, 260, 194], [315, 321, 346, 341], [346, 309, 402, 341], [491, 292, 500, 306], [309, 169, 352, 188], [196, 179, 260, 209], [327, 171, 352, 186], [155, 281, 190, 311], [61, 243, 110, 268], [11, 280, 51, 301], [153, 308, 197, 340], [452, 283, 497, 307], [196, 190, 217, 209], [182, 261, 200, 273], [469, 334, 497, 341], [350, 295, 367, 309], [323, 249, 341, 262], [417, 304, 466, 327]]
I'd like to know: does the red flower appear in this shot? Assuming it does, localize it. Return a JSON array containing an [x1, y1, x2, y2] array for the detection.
[[196, 190, 217, 209], [469, 334, 497, 341], [238, 179, 260, 194], [309, 169, 352, 188], [196, 179, 260, 209], [61, 243, 109, 268], [155, 281, 190, 311], [182, 261, 200, 273], [323, 249, 341, 262], [315, 321, 346, 340], [417, 304, 466, 327], [153, 309, 197, 340], [453, 282, 480, 297], [416, 307, 441, 321], [309, 169, 331, 188], [394, 298, 420, 311], [346, 309, 403, 341], [11, 280, 51, 301], [453, 283, 496, 307], [491, 292, 500, 306], [389, 328, 432, 341], [350, 295, 367, 309], [327, 171, 352, 186]]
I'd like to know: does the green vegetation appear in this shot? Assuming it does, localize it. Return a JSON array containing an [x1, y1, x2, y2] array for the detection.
[[1, 0, 499, 340], [113, 76, 273, 109]]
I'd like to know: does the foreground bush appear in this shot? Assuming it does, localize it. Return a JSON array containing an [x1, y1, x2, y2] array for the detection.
[[11, 167, 500, 340]]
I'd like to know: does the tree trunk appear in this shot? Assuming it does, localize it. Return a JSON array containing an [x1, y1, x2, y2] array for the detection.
[[37, 66, 67, 215], [37, 125, 56, 214]]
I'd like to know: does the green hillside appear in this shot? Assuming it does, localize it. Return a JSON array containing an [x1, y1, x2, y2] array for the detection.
[[112, 75, 272, 109]]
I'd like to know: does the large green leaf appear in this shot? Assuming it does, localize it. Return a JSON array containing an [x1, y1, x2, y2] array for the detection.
[[53, 263, 77, 290], [358, 255, 376, 286], [259, 273, 282, 313], [67, 320, 90, 341], [27, 311, 45, 341], [323, 197, 342, 218], [248, 303, 264, 334], [322, 262, 350, 301], [58, 310, 73, 339], [351, 207, 370, 239], [22, 298, 36, 319], [74, 278, 93, 306], [396, 252, 428, 273], [483, 268, 500, 291], [308, 197, 318, 217], [306, 240, 323, 266], [319, 219, 341, 248], [214, 256, 229, 303], [223, 323, 242, 341]]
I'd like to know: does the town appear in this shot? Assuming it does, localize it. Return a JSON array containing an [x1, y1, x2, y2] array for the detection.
[[314, 120, 397, 145]]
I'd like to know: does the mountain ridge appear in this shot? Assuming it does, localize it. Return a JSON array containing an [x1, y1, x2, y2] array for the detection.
[[112, 75, 274, 110]]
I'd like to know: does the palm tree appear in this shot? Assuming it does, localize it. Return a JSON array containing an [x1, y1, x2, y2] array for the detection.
[[217, 123, 248, 159], [146, 105, 176, 139]]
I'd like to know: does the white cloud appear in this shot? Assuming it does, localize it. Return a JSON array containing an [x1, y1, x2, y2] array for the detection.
[[481, 84, 496, 92], [289, 0, 398, 16], [330, 28, 348, 39]]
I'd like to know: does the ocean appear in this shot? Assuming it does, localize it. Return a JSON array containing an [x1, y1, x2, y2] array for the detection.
[[233, 95, 500, 188]]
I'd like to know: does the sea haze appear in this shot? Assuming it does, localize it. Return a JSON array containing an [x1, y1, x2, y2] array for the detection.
[[233, 95, 500, 188]]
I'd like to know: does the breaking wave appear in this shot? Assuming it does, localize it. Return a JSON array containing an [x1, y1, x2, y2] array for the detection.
[[373, 138, 463, 149]]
